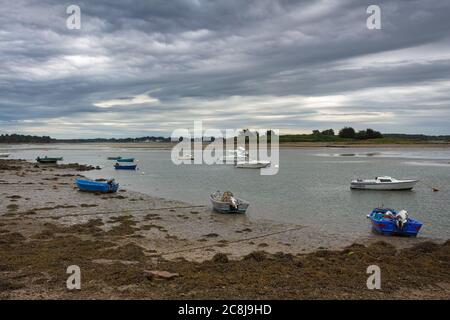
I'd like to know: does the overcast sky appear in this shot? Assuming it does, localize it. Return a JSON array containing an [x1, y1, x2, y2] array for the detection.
[[1, 0, 450, 138]]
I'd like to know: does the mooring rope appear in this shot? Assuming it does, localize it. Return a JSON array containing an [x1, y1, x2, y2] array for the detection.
[[158, 226, 305, 257]]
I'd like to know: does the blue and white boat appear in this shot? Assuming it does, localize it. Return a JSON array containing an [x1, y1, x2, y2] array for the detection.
[[114, 163, 137, 170], [76, 178, 119, 193], [210, 191, 249, 214], [367, 207, 423, 236]]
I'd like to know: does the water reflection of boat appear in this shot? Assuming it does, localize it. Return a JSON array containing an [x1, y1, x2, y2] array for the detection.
[[210, 191, 249, 214], [351, 176, 418, 190]]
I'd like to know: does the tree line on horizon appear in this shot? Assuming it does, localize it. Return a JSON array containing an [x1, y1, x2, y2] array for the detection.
[[0, 134, 55, 143], [312, 127, 383, 139], [1, 131, 449, 143]]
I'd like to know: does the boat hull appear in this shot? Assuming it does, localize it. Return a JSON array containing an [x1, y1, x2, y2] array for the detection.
[[0, 153, 11, 158], [210, 196, 249, 214], [351, 181, 417, 190], [36, 157, 58, 164], [107, 157, 122, 160], [76, 179, 119, 193], [114, 164, 137, 170], [368, 208, 422, 236], [117, 158, 135, 162], [235, 161, 270, 169]]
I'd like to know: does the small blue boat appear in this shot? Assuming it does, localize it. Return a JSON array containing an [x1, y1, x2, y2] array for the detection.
[[367, 208, 423, 237], [116, 158, 135, 162], [76, 178, 119, 193], [114, 163, 137, 170]]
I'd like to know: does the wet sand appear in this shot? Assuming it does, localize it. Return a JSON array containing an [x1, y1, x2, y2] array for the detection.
[[0, 159, 449, 299]]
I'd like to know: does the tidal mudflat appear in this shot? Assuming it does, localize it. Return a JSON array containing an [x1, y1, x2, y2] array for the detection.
[[0, 159, 449, 299]]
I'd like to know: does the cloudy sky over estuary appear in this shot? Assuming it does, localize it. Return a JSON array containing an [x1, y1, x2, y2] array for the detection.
[[1, 0, 450, 138]]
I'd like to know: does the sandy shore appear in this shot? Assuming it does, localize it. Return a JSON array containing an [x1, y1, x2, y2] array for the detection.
[[0, 159, 449, 299]]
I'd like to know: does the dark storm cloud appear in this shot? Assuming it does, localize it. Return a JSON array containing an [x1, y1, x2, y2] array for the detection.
[[0, 0, 450, 137]]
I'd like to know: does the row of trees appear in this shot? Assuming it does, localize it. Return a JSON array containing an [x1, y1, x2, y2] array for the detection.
[[312, 127, 383, 140], [312, 129, 335, 136], [338, 127, 383, 139], [0, 134, 55, 143]]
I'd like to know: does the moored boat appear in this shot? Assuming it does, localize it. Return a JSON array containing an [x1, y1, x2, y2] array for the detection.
[[76, 178, 119, 193], [351, 176, 418, 190], [235, 160, 270, 169], [0, 153, 11, 158], [210, 191, 249, 214], [367, 207, 422, 236], [116, 157, 135, 162], [36, 156, 61, 164], [114, 163, 137, 170], [107, 156, 122, 160], [177, 154, 194, 160]]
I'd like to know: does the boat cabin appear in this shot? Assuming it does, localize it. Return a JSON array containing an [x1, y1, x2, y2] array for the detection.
[[375, 176, 393, 183]]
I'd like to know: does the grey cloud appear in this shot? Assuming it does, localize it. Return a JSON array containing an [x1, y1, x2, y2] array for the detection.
[[0, 0, 450, 137]]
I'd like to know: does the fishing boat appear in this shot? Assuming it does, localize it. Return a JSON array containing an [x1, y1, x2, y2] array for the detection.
[[367, 207, 422, 236], [116, 157, 135, 162], [114, 163, 137, 170], [177, 154, 194, 160], [107, 156, 122, 160], [210, 191, 249, 214], [76, 178, 119, 193], [350, 176, 418, 190], [235, 160, 270, 169], [0, 153, 11, 158], [36, 156, 61, 164]]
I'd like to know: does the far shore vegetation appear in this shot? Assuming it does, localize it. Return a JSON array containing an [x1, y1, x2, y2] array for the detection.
[[1, 128, 449, 145]]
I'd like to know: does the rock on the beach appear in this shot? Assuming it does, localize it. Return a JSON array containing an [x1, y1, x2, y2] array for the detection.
[[144, 270, 180, 280]]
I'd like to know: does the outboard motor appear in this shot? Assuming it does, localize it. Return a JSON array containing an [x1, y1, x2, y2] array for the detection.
[[230, 196, 238, 210], [396, 210, 408, 230]]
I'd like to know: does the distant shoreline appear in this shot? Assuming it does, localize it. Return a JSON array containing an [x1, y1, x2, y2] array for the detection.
[[1, 141, 450, 149]]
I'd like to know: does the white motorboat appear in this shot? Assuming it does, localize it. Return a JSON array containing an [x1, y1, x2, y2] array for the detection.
[[351, 176, 419, 190], [177, 154, 194, 160], [235, 160, 271, 169], [210, 191, 249, 214], [0, 153, 11, 158]]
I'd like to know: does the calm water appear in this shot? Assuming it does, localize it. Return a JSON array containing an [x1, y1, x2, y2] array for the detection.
[[4, 144, 450, 239]]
